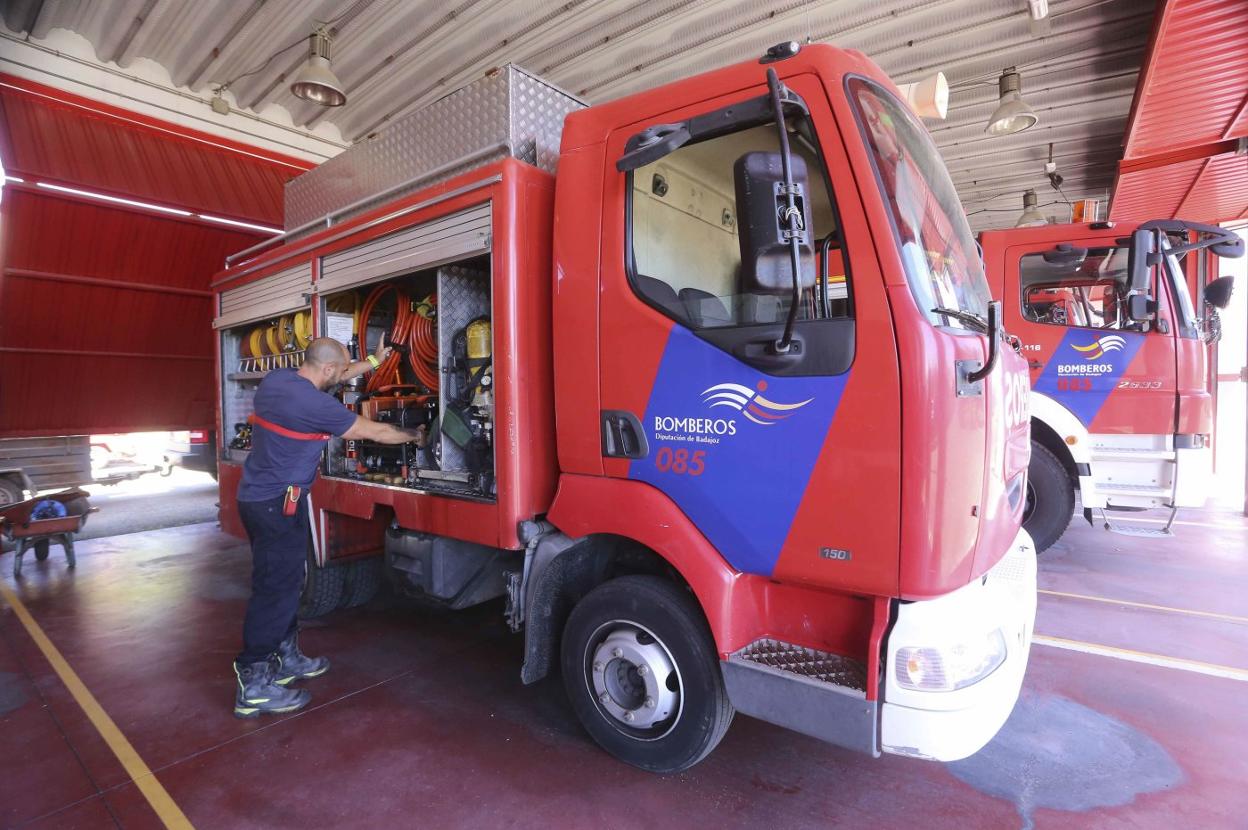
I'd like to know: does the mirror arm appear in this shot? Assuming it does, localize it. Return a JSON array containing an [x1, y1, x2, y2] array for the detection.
[[967, 301, 1001, 384], [767, 67, 803, 355]]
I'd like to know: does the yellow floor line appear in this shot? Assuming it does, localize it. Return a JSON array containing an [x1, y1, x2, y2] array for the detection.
[[1033, 634, 1248, 682], [1038, 588, 1248, 625], [0, 582, 194, 830]]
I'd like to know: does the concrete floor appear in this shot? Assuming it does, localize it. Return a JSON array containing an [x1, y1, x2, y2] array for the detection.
[[78, 470, 218, 542], [1, 509, 1245, 830]]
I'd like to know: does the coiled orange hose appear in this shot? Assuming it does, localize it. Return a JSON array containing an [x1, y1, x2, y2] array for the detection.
[[359, 285, 439, 394]]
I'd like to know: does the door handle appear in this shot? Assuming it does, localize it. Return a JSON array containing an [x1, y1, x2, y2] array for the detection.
[[601, 410, 649, 459]]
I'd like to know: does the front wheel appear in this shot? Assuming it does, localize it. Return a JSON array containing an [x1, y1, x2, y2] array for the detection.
[[561, 575, 733, 773], [1024, 442, 1075, 553]]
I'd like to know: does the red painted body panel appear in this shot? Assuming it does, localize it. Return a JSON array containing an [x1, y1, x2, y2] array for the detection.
[[217, 462, 245, 539], [555, 46, 1021, 601], [0, 77, 303, 438], [1110, 0, 1248, 224], [547, 474, 876, 672], [214, 161, 559, 553]]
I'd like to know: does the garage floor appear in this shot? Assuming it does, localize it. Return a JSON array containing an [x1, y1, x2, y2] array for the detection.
[[2, 511, 1246, 830]]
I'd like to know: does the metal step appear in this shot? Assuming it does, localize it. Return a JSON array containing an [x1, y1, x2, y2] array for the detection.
[[1100, 507, 1176, 538], [1103, 520, 1175, 538], [731, 639, 867, 692], [1091, 447, 1176, 462], [1096, 482, 1171, 499]]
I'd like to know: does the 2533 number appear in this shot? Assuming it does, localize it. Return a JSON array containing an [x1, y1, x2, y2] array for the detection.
[[654, 447, 705, 476]]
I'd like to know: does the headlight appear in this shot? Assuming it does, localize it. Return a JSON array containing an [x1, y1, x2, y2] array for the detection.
[[894, 628, 1007, 691]]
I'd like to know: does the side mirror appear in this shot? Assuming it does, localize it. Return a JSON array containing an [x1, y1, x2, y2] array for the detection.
[[1202, 275, 1235, 309], [734, 151, 815, 295], [1126, 228, 1156, 294], [1128, 293, 1156, 322]]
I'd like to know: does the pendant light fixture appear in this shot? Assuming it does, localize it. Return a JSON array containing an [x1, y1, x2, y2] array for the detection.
[[986, 67, 1037, 135], [290, 28, 347, 107], [1015, 190, 1048, 227]]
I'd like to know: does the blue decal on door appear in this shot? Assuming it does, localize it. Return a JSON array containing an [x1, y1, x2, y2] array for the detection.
[[629, 326, 849, 576], [1033, 330, 1144, 426]]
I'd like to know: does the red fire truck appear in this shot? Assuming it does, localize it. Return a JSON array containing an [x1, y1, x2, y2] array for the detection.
[[979, 221, 1241, 551], [213, 43, 1037, 772]]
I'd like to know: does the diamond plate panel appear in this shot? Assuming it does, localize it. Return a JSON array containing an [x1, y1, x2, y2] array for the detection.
[[285, 66, 584, 230], [732, 639, 867, 691], [437, 263, 491, 474]]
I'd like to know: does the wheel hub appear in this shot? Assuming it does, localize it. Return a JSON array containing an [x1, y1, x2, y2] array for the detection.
[[590, 626, 678, 731]]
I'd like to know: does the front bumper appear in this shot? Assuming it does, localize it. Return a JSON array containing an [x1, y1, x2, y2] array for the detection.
[[880, 528, 1037, 761], [1173, 443, 1212, 507]]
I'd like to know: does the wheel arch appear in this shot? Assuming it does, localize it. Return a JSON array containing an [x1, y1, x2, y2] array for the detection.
[[1029, 391, 1091, 471], [523, 474, 744, 684], [520, 532, 700, 684]]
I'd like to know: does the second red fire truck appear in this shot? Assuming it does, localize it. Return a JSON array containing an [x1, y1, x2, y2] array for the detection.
[[980, 220, 1241, 551]]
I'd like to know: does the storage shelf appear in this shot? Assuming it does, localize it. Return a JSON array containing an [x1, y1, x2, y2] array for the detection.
[[227, 372, 268, 382]]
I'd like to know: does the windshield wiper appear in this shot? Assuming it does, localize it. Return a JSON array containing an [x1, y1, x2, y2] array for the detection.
[[931, 306, 989, 332]]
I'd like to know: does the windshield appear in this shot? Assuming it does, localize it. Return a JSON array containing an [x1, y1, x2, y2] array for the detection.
[[848, 77, 991, 330]]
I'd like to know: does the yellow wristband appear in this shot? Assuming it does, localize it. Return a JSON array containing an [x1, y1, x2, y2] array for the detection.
[[366, 354, 380, 369]]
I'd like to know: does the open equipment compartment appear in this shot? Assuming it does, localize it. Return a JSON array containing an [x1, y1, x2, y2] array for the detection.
[[214, 261, 314, 463], [317, 218, 496, 502]]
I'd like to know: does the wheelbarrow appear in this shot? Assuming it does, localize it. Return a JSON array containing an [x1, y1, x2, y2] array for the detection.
[[0, 488, 96, 578]]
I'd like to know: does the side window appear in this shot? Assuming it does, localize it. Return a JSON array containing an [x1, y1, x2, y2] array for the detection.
[[1020, 246, 1144, 332], [628, 122, 848, 329]]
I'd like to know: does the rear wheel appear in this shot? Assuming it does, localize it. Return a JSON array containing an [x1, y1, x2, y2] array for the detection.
[[34, 539, 51, 561], [561, 575, 733, 773], [339, 558, 383, 609], [299, 548, 346, 618], [1024, 442, 1075, 553], [0, 478, 20, 553]]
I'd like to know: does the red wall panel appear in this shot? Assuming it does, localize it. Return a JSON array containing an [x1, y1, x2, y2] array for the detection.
[[0, 77, 312, 437]]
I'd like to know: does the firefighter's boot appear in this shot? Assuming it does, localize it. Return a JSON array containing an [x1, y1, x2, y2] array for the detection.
[[274, 631, 330, 685], [233, 659, 310, 718]]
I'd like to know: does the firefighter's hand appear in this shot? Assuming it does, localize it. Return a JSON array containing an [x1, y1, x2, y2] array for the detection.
[[373, 340, 393, 364], [409, 424, 428, 448]]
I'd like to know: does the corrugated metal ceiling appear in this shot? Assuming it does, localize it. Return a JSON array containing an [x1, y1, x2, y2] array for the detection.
[[2, 0, 1156, 230]]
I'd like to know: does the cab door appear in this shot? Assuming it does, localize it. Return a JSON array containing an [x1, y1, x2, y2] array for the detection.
[[595, 72, 901, 597], [1004, 237, 1177, 436]]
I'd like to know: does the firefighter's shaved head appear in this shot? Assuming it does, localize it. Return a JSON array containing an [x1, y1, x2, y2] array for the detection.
[[305, 337, 349, 367], [300, 337, 351, 390]]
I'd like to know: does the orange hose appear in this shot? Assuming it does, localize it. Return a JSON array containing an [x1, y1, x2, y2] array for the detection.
[[358, 284, 438, 394]]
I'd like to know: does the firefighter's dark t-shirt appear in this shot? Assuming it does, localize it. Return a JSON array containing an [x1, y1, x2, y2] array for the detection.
[[237, 369, 356, 502]]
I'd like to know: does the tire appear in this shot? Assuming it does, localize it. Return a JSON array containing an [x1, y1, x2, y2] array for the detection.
[[561, 575, 733, 773], [1024, 442, 1075, 553], [0, 478, 19, 554], [0, 477, 22, 506], [339, 558, 382, 609], [34, 539, 51, 561], [299, 548, 346, 618]]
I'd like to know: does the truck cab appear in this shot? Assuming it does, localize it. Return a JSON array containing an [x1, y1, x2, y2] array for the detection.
[[980, 220, 1242, 550], [214, 43, 1036, 772]]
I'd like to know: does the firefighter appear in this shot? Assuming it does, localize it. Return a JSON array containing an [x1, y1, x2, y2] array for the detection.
[[232, 336, 422, 718]]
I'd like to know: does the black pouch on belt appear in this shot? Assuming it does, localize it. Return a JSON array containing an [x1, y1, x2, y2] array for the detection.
[[283, 485, 301, 517]]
